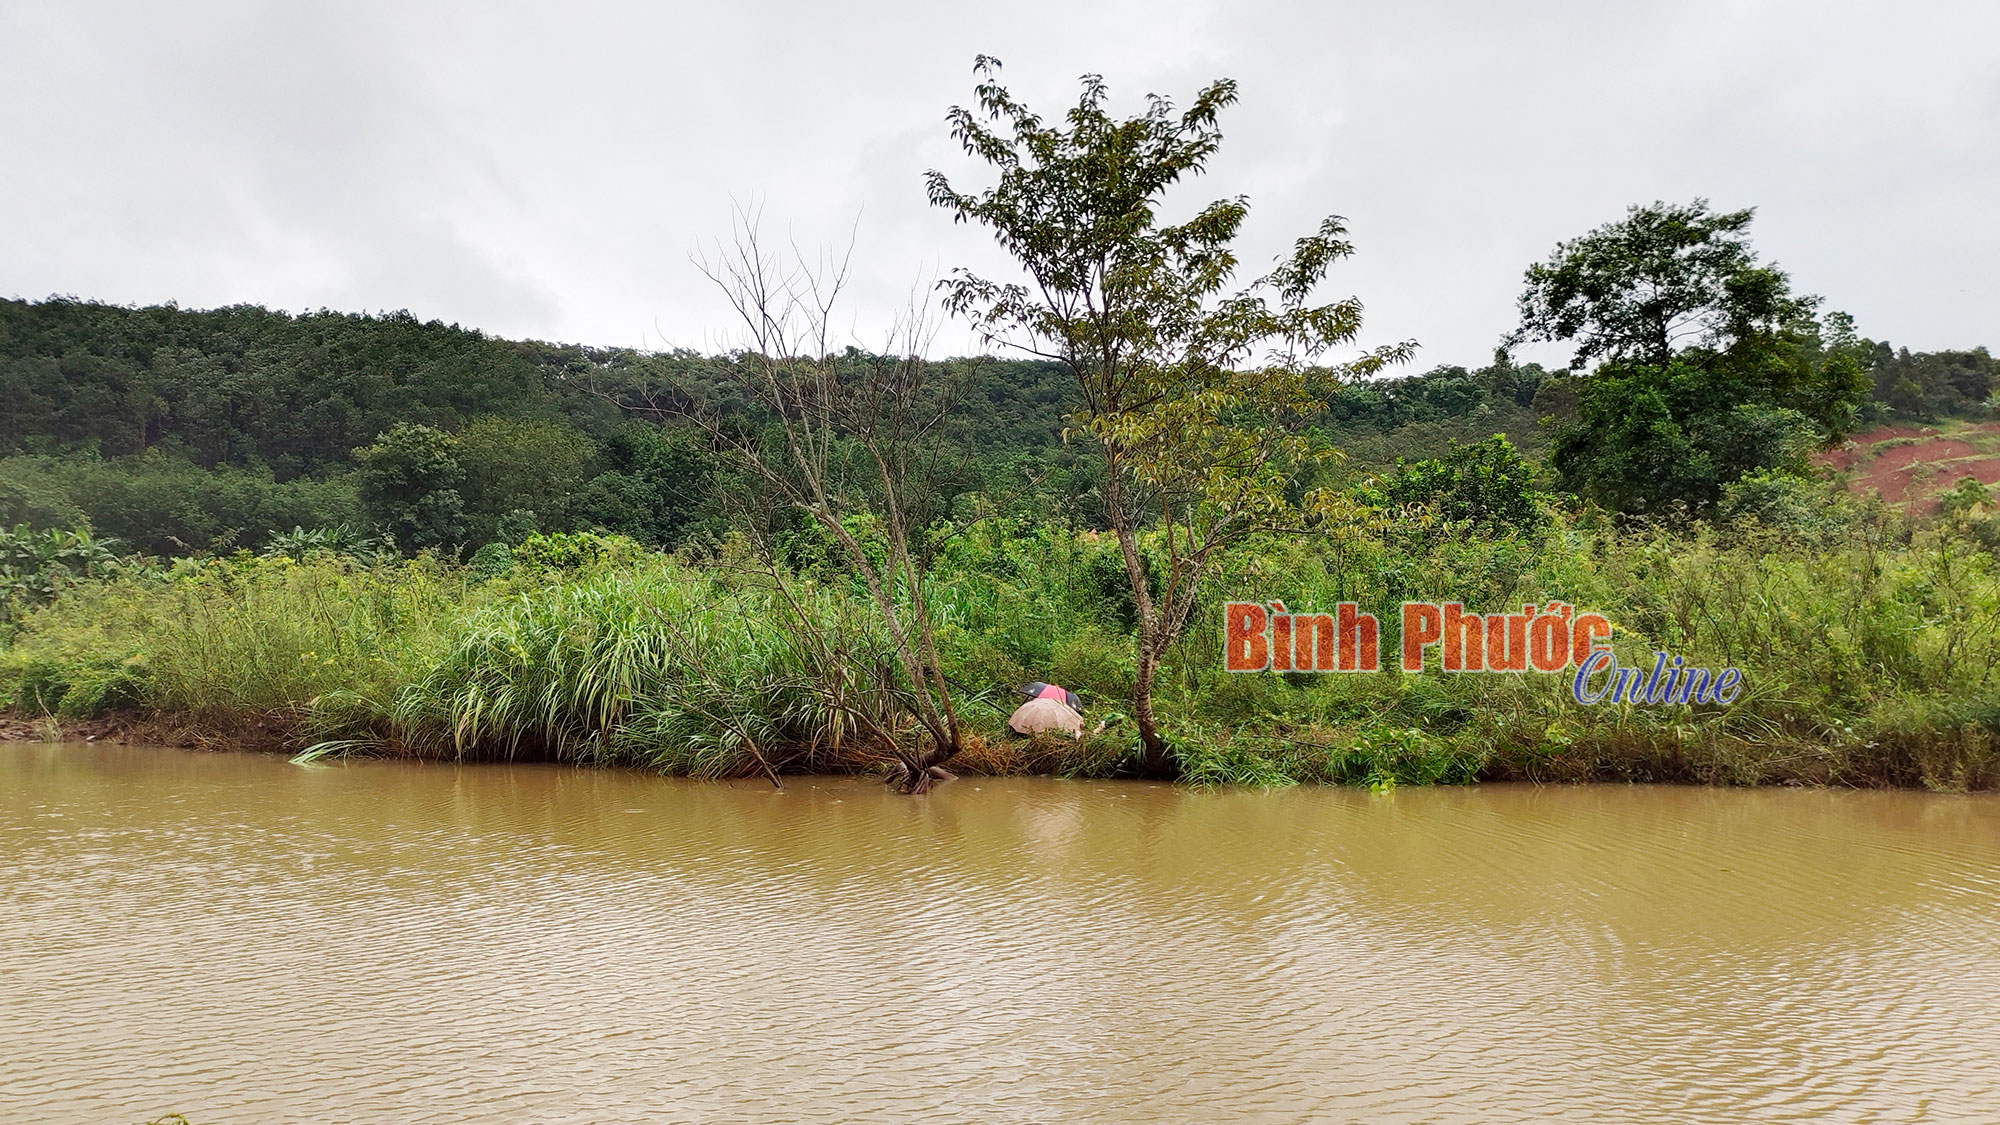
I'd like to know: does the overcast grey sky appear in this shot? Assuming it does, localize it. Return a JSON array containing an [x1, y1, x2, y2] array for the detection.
[[2, 1, 1994, 369]]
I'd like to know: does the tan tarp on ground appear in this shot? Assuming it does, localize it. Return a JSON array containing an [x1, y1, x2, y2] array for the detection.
[[1008, 697, 1084, 738]]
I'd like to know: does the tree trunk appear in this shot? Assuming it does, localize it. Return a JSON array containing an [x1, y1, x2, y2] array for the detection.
[[1132, 650, 1173, 778], [885, 742, 960, 794], [1099, 458, 1176, 778]]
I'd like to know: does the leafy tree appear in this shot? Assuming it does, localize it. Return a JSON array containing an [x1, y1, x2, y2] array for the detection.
[[0, 467, 88, 530], [1509, 199, 1810, 370], [1865, 345, 1999, 421], [0, 451, 362, 556], [1318, 359, 1555, 473], [455, 415, 599, 541], [0, 299, 556, 475], [1513, 201, 1869, 515], [1549, 361, 1826, 515], [355, 423, 466, 552], [928, 57, 1410, 771], [572, 424, 718, 549], [1715, 469, 1857, 541]]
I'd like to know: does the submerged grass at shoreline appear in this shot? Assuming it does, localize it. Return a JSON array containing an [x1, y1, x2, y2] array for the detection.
[[4, 512, 1999, 792], [7, 705, 1992, 792]]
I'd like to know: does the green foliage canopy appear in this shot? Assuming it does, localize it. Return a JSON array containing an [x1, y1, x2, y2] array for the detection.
[[1356, 436, 1546, 536], [1515, 202, 1872, 515], [1509, 199, 1811, 371], [355, 423, 467, 552]]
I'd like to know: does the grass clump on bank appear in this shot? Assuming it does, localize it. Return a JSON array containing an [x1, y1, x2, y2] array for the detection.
[[3, 552, 468, 741], [378, 562, 904, 777]]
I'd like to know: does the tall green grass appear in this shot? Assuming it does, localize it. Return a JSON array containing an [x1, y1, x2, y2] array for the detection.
[[3, 553, 467, 724], [5, 509, 1997, 789], [375, 562, 900, 776]]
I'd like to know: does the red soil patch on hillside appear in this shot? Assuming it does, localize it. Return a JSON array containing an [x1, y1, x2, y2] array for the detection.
[[1870, 439, 1977, 471], [1948, 460, 2000, 486], [1817, 421, 2000, 510]]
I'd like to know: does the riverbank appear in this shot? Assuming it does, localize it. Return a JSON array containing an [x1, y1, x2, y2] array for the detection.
[[5, 511, 1999, 791], [6, 705, 1993, 791], [0, 709, 296, 752]]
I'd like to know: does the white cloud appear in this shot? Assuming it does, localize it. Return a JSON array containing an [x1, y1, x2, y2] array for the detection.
[[2, 0, 1993, 366]]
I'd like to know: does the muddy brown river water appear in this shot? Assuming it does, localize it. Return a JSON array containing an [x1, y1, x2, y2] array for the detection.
[[3, 743, 1998, 1123]]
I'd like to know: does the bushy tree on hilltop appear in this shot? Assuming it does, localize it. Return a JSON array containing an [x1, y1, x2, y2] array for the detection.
[[1510, 200, 1870, 516]]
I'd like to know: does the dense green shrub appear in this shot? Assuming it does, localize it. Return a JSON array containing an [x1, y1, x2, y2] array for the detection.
[[1355, 435, 1547, 536], [512, 530, 646, 572]]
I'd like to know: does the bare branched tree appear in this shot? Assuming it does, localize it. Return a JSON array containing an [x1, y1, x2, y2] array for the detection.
[[656, 207, 967, 792]]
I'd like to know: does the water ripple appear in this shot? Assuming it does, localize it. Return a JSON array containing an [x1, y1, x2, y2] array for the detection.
[[3, 746, 1998, 1123]]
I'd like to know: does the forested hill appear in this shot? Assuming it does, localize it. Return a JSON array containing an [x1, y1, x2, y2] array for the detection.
[[0, 299, 560, 473], [0, 297, 1086, 553], [2, 297, 1993, 556], [0, 297, 1084, 471]]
